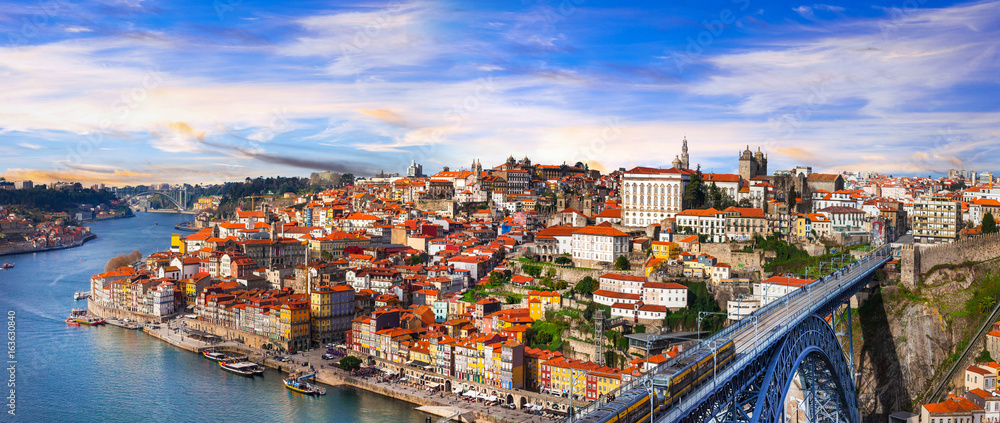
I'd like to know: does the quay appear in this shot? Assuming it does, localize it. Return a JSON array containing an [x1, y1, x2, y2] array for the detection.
[[102, 310, 554, 423]]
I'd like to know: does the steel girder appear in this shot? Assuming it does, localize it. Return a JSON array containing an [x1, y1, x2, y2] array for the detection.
[[672, 315, 858, 423]]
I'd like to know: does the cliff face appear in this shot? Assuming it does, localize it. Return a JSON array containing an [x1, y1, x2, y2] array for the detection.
[[856, 263, 995, 422]]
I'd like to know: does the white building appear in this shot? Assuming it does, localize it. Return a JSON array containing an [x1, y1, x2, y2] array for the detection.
[[571, 224, 630, 266], [151, 282, 175, 317], [621, 166, 693, 227], [598, 273, 647, 295], [676, 208, 728, 243], [641, 282, 687, 309], [754, 276, 817, 306]]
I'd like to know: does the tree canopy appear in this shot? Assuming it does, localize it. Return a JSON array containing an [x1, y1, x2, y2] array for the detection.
[[614, 255, 630, 270], [984, 212, 998, 234]]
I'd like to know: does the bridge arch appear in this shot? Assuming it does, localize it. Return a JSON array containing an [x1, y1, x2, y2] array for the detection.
[[753, 314, 857, 423]]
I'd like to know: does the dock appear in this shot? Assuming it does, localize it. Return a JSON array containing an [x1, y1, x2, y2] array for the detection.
[[106, 319, 143, 330]]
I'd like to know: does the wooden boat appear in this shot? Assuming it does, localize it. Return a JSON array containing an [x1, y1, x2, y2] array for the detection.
[[283, 374, 326, 395]]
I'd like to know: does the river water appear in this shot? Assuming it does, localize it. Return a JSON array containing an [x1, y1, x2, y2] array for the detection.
[[0, 212, 433, 422]]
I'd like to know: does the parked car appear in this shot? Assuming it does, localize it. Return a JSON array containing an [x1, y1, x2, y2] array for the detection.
[[322, 354, 335, 360], [276, 356, 289, 362]]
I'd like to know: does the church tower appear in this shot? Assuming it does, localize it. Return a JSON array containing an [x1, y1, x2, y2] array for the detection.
[[739, 146, 757, 180], [754, 148, 767, 177], [681, 136, 690, 169]]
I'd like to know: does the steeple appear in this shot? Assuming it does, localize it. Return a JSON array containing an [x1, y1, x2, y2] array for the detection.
[[681, 136, 690, 169]]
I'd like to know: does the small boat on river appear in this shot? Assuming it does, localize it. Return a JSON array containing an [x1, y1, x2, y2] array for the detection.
[[283, 374, 326, 395]]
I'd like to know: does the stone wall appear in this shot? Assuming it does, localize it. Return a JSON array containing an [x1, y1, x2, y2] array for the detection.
[[900, 233, 1000, 288], [415, 199, 457, 217], [565, 338, 595, 362], [87, 300, 173, 323], [699, 243, 765, 270], [181, 317, 274, 350]]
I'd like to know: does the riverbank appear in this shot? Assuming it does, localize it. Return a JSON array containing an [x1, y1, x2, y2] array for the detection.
[[174, 221, 200, 232], [0, 233, 98, 257], [124, 316, 536, 423], [142, 209, 198, 215]]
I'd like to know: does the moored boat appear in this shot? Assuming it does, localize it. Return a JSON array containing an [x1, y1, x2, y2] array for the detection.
[[283, 375, 326, 395], [2, 263, 13, 270], [73, 291, 90, 301], [65, 318, 80, 326], [219, 360, 264, 376], [203, 351, 228, 361], [68, 309, 105, 326]]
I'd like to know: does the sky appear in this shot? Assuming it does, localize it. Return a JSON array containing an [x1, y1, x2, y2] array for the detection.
[[0, 0, 998, 186]]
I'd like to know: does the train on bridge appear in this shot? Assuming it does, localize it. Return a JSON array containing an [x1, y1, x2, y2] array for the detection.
[[578, 338, 736, 423]]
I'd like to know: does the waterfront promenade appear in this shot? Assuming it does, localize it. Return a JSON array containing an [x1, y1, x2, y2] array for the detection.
[[136, 318, 562, 423], [0, 233, 97, 257]]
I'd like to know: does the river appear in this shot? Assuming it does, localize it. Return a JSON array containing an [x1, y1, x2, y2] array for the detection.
[[0, 212, 433, 422]]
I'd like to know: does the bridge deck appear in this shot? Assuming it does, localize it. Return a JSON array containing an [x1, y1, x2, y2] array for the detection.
[[657, 246, 889, 422], [566, 246, 890, 423]]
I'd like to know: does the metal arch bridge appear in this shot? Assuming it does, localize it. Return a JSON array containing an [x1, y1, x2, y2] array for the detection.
[[120, 187, 190, 210], [570, 245, 892, 423]]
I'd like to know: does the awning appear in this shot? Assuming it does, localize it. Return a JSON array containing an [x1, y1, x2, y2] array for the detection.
[[452, 387, 463, 394], [486, 395, 498, 402], [463, 391, 476, 397], [426, 382, 441, 388]]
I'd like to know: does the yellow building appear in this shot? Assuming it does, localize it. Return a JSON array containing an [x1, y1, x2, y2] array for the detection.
[[650, 241, 678, 259], [310, 287, 333, 346], [279, 301, 310, 352], [795, 214, 808, 239], [644, 257, 665, 277], [588, 368, 623, 400], [528, 290, 560, 305], [409, 341, 431, 364], [528, 299, 543, 321], [170, 233, 187, 254], [542, 357, 596, 397]]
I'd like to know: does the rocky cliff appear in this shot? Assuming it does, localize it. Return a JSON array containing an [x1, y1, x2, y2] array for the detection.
[[856, 260, 1000, 422]]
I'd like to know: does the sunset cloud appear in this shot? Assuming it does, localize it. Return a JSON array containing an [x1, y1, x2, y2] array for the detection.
[[0, 0, 997, 185]]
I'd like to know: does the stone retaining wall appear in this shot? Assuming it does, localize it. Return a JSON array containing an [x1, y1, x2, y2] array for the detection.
[[87, 300, 173, 323], [181, 317, 274, 350], [900, 233, 1000, 288]]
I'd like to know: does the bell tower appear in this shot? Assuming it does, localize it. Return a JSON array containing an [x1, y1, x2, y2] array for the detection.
[[681, 136, 690, 169]]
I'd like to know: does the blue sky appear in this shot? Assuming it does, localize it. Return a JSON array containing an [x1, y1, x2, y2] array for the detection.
[[1, 0, 998, 186]]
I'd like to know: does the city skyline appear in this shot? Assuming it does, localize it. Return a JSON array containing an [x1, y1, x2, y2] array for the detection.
[[2, 0, 999, 186]]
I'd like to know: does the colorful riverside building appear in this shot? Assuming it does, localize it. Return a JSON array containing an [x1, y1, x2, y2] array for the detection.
[[310, 285, 356, 345], [524, 347, 562, 391]]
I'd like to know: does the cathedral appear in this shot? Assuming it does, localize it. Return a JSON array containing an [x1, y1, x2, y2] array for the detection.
[[738, 146, 768, 180]]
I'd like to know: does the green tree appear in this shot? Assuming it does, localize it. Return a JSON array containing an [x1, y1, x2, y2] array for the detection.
[[634, 325, 646, 334], [321, 250, 333, 260], [984, 212, 998, 234], [684, 166, 705, 209], [340, 173, 355, 187], [614, 255, 630, 271], [554, 256, 572, 266], [339, 355, 362, 371], [407, 255, 426, 266], [977, 349, 993, 364], [506, 295, 519, 305], [523, 264, 543, 278], [536, 331, 554, 345], [575, 276, 598, 296]]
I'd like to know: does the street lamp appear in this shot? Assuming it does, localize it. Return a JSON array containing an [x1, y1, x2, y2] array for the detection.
[[697, 311, 728, 340]]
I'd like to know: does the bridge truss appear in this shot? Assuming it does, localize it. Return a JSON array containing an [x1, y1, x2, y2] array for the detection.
[[569, 246, 890, 423]]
